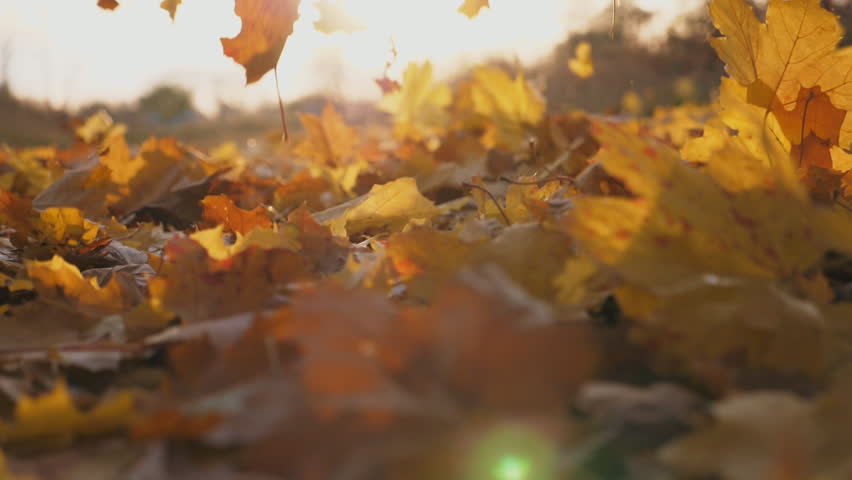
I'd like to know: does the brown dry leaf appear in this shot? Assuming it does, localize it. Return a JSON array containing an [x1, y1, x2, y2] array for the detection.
[[0, 380, 134, 450], [293, 104, 358, 166], [220, 0, 301, 84], [200, 195, 272, 235], [148, 237, 310, 323], [97, 0, 118, 10], [34, 136, 215, 222], [273, 171, 332, 211], [660, 377, 852, 480], [457, 0, 489, 19]]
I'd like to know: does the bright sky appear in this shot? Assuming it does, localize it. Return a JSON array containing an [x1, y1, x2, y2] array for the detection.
[[0, 0, 704, 115]]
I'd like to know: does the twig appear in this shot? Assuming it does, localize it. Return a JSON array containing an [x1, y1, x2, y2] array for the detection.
[[274, 66, 289, 142], [462, 182, 511, 226]]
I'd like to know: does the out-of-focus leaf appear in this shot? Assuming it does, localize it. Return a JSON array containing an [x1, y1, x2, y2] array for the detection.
[[378, 62, 452, 141], [200, 195, 272, 235], [293, 104, 358, 166], [0, 380, 134, 449], [457, 0, 489, 18], [470, 66, 545, 150], [314, 177, 439, 236]]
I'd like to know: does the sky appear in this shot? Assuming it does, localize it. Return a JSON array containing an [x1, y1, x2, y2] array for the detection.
[[0, 0, 705, 115]]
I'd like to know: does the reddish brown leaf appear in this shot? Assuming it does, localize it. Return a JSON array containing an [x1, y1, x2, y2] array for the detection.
[[220, 0, 301, 84]]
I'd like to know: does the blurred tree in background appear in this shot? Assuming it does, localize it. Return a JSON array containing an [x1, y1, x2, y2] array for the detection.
[[138, 84, 195, 123]]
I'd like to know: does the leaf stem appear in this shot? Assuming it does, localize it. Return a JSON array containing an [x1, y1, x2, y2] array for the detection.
[[463, 182, 512, 226]]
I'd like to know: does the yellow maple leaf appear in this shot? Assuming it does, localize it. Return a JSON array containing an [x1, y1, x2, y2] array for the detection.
[[710, 0, 842, 112], [0, 380, 134, 449], [294, 103, 358, 166], [378, 61, 452, 141], [35, 207, 100, 246], [26, 255, 136, 316], [314, 177, 439, 236], [568, 41, 595, 79], [568, 120, 852, 291], [470, 66, 545, 150], [457, 0, 489, 19]]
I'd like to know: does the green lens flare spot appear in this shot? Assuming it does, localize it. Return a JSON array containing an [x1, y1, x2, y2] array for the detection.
[[493, 455, 531, 480]]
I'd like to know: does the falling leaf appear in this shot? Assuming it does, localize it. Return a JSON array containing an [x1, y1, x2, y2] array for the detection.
[[568, 41, 595, 79], [160, 0, 182, 20], [97, 0, 119, 10], [312, 0, 365, 34], [221, 0, 301, 84], [457, 0, 489, 19]]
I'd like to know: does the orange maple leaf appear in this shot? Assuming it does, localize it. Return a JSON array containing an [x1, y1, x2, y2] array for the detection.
[[200, 194, 272, 235], [221, 0, 301, 84]]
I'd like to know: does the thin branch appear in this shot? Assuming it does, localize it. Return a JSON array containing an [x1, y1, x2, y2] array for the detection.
[[274, 66, 289, 142], [463, 182, 512, 226]]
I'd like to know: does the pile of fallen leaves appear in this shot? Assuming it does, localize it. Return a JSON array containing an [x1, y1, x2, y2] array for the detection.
[[1, 0, 852, 478]]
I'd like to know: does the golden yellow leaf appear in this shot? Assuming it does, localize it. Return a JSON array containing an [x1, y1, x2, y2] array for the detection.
[[36, 207, 100, 246], [0, 381, 134, 449], [294, 103, 358, 166], [568, 41, 595, 79], [457, 0, 489, 19], [710, 0, 842, 111], [470, 66, 545, 150], [315, 177, 439, 236], [708, 0, 761, 86], [26, 255, 136, 316], [568, 120, 850, 291], [378, 61, 452, 141]]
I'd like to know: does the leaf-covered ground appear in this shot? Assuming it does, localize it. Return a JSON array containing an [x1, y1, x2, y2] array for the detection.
[[2, 0, 852, 478]]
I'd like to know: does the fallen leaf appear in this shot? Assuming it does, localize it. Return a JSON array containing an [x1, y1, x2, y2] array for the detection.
[[314, 177, 439, 237], [200, 195, 272, 235], [0, 380, 134, 450]]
